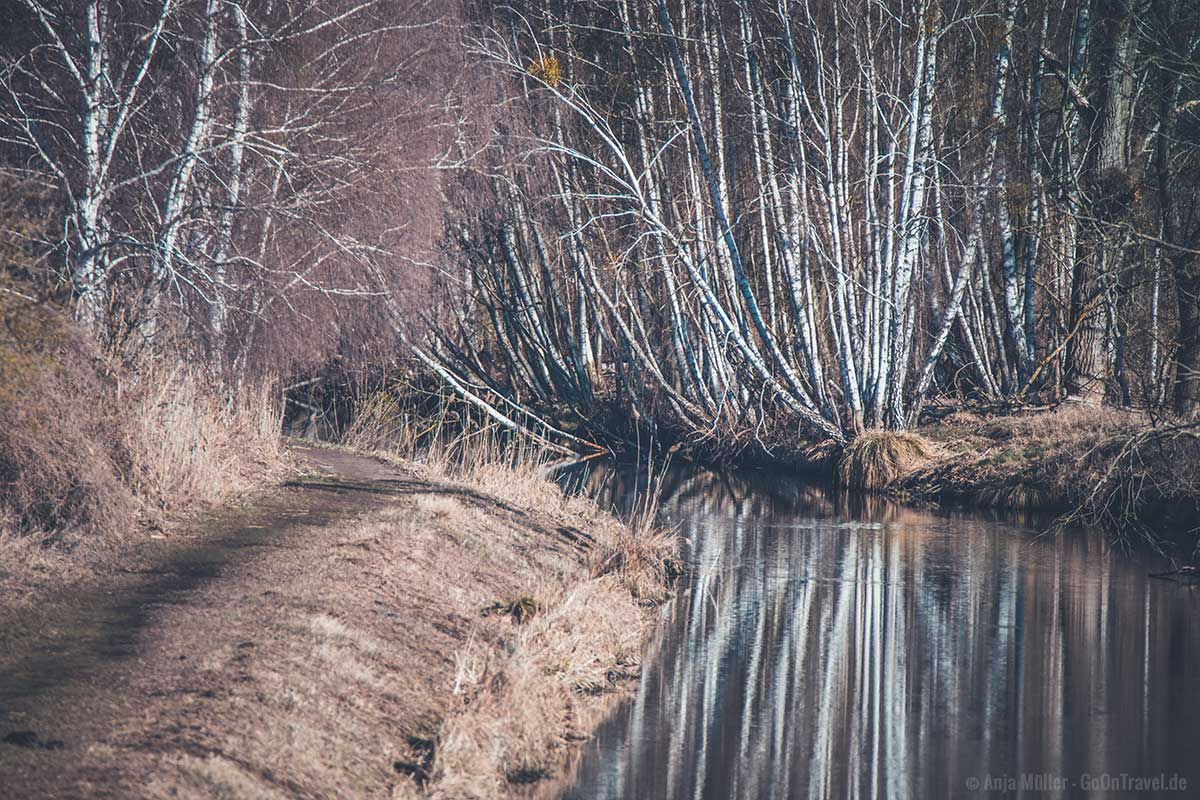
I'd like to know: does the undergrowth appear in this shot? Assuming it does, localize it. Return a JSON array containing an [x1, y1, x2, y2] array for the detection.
[[0, 295, 283, 559]]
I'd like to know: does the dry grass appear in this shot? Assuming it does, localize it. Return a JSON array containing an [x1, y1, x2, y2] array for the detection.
[[0, 297, 135, 545], [429, 577, 642, 799], [122, 362, 283, 515], [928, 403, 1142, 447], [346, 389, 559, 481], [337, 389, 679, 795], [899, 404, 1200, 547], [412, 460, 676, 794], [347, 391, 681, 599], [837, 430, 935, 490], [907, 404, 1145, 511], [902, 407, 1132, 513], [344, 389, 418, 454], [0, 296, 283, 598], [590, 528, 680, 604]]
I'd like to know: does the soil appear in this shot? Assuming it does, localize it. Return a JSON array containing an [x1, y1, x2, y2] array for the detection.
[[0, 445, 625, 798]]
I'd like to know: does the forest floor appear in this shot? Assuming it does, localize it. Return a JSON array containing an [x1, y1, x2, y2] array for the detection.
[[0, 444, 661, 799]]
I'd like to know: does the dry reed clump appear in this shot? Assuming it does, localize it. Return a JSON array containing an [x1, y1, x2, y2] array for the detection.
[[0, 296, 283, 562], [347, 389, 593, 514], [344, 390, 415, 453], [590, 529, 681, 604], [345, 390, 551, 483], [837, 430, 935, 490], [349, 388, 690, 600], [122, 363, 283, 515]]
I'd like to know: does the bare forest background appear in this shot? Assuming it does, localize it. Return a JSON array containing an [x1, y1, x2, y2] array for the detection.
[[2, 0, 1200, 461]]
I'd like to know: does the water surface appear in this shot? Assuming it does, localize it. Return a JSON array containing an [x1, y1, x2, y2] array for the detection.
[[563, 465, 1199, 799]]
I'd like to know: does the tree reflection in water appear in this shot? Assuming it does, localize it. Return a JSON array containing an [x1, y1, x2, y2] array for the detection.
[[559, 463, 1200, 800]]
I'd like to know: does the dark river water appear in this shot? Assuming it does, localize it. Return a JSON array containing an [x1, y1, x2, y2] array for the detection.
[[560, 464, 1200, 799]]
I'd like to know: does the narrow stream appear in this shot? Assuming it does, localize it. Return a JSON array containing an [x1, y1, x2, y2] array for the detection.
[[562, 465, 1199, 799]]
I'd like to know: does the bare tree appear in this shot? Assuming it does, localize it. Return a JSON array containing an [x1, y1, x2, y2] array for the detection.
[[425, 0, 1200, 455]]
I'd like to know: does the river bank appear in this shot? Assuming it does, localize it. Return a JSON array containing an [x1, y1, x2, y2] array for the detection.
[[0, 445, 673, 798], [895, 405, 1200, 549], [557, 398, 1200, 552]]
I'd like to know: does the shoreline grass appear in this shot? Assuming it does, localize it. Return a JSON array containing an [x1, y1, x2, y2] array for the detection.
[[338, 397, 680, 795], [876, 405, 1199, 551]]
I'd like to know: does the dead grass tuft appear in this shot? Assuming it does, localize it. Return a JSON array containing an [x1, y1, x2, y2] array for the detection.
[[590, 529, 682, 604], [838, 430, 935, 490], [429, 579, 642, 799]]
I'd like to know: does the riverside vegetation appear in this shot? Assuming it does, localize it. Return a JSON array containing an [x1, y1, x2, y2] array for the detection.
[[1, 0, 1199, 795], [3, 0, 1198, 544]]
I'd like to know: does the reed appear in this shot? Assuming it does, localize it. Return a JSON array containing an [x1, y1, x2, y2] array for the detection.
[[837, 431, 935, 490]]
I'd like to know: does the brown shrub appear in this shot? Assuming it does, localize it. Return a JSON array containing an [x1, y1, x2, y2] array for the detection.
[[1063, 422, 1200, 545], [0, 296, 135, 544]]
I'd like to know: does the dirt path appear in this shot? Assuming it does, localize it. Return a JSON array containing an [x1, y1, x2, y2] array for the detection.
[[0, 445, 635, 798]]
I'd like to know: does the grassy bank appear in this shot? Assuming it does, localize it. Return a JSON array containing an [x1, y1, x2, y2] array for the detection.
[[840, 405, 1200, 551], [398, 454, 675, 797], [337, 407, 679, 793], [0, 296, 284, 603]]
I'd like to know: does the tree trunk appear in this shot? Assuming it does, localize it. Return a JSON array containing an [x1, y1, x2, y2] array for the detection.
[[1174, 257, 1200, 415]]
